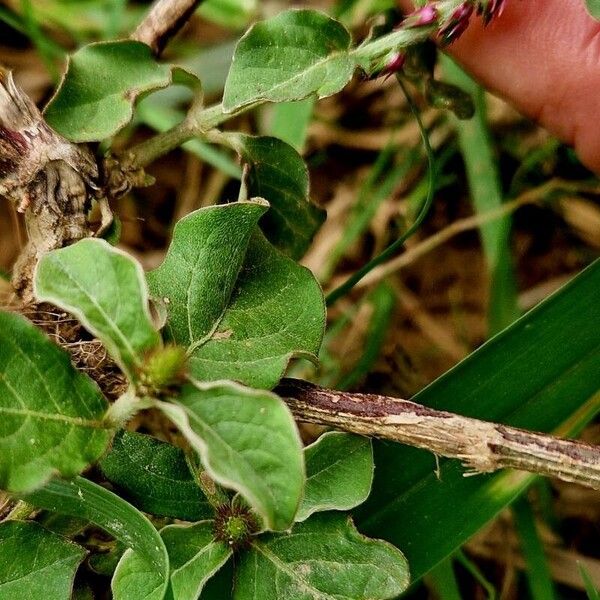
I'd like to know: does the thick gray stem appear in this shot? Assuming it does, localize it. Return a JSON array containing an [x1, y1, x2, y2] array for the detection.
[[277, 379, 600, 491]]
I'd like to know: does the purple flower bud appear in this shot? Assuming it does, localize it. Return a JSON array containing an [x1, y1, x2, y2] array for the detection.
[[405, 4, 439, 27], [382, 52, 406, 75], [438, 2, 474, 45]]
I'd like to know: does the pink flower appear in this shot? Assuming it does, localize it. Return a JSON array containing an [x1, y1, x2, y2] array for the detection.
[[406, 4, 439, 27], [382, 52, 406, 75], [438, 2, 474, 45]]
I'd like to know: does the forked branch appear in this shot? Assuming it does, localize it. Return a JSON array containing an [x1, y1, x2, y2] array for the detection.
[[277, 379, 600, 491]]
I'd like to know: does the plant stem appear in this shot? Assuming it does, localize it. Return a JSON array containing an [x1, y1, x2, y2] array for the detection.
[[126, 102, 254, 168], [277, 379, 600, 492], [132, 0, 205, 56]]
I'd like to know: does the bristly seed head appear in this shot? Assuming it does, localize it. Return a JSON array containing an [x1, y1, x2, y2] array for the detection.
[[213, 503, 259, 550]]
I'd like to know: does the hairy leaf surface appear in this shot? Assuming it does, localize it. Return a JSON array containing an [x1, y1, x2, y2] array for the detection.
[[0, 521, 86, 600], [157, 380, 304, 531], [100, 431, 212, 521], [296, 432, 373, 522], [45, 41, 178, 141], [162, 521, 232, 600], [223, 9, 355, 111], [35, 238, 161, 380], [0, 311, 110, 492], [234, 134, 325, 260], [148, 202, 325, 389], [234, 513, 409, 599], [147, 201, 267, 348]]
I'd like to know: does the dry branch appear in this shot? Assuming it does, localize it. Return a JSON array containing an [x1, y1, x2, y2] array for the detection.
[[132, 0, 204, 56], [277, 379, 600, 491]]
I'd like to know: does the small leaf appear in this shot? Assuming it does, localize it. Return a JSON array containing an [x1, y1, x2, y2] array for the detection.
[[586, 0, 600, 20], [35, 238, 161, 381], [99, 431, 212, 521], [157, 380, 304, 531], [147, 200, 268, 348], [0, 311, 111, 493], [45, 41, 175, 141], [0, 521, 86, 600], [21, 476, 169, 600], [235, 513, 409, 599], [223, 9, 355, 112], [162, 521, 232, 600], [234, 134, 325, 260], [148, 203, 326, 389], [188, 231, 325, 388], [296, 432, 373, 522]]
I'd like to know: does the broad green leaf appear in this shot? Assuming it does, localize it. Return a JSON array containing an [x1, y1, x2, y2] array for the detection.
[[99, 431, 212, 521], [161, 521, 232, 600], [21, 476, 169, 600], [235, 513, 409, 599], [223, 9, 355, 112], [0, 311, 110, 493], [586, 0, 600, 20], [234, 134, 325, 260], [35, 238, 161, 381], [0, 521, 86, 600], [148, 202, 326, 389], [45, 41, 176, 141], [147, 200, 267, 348], [188, 231, 325, 388], [296, 432, 373, 522], [157, 380, 304, 531], [357, 259, 600, 582]]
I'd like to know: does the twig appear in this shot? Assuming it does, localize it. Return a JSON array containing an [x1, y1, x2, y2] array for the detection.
[[131, 0, 204, 56], [277, 379, 600, 491]]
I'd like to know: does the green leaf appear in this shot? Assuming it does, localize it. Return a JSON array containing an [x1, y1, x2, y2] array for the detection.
[[357, 259, 600, 582], [189, 231, 325, 388], [162, 521, 232, 600], [235, 513, 409, 599], [148, 202, 326, 389], [234, 134, 325, 260], [586, 0, 600, 20], [35, 238, 161, 381], [45, 41, 177, 141], [296, 432, 373, 522], [0, 311, 111, 493], [223, 9, 355, 112], [147, 200, 267, 348], [99, 431, 212, 521], [157, 380, 304, 531], [21, 476, 169, 600], [0, 521, 86, 600]]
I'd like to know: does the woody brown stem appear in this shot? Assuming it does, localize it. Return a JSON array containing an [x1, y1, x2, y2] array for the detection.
[[276, 379, 600, 491], [132, 0, 205, 56], [0, 69, 98, 300]]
